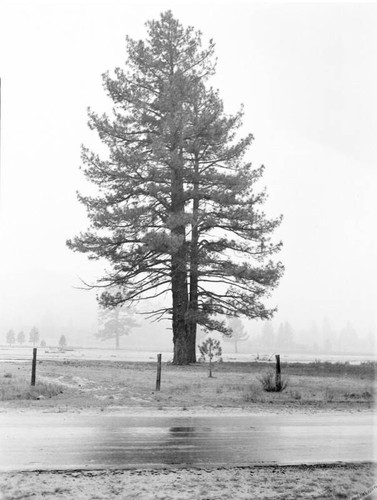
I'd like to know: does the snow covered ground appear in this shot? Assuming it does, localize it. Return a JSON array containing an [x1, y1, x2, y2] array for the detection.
[[1, 346, 376, 364]]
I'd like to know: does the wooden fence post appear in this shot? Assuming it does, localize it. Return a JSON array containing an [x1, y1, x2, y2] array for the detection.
[[31, 348, 37, 386], [156, 353, 162, 391], [275, 354, 281, 391]]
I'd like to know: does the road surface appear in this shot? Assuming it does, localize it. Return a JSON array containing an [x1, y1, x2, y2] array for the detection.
[[0, 412, 375, 471]]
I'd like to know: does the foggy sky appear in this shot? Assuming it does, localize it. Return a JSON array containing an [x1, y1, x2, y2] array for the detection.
[[0, 0, 376, 347]]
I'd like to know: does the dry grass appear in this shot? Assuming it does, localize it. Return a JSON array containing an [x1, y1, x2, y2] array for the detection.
[[0, 359, 375, 410], [257, 369, 289, 392], [0, 370, 63, 401]]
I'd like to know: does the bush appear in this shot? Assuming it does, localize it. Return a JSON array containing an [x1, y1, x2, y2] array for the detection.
[[290, 390, 302, 400], [258, 369, 288, 392]]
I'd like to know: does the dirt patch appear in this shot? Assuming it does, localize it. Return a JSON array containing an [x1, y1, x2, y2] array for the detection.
[[0, 463, 376, 499]]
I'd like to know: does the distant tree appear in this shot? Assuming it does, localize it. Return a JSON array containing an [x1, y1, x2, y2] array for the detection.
[[339, 321, 358, 353], [66, 10, 284, 365], [29, 327, 39, 347], [366, 329, 375, 353], [276, 322, 295, 351], [97, 305, 140, 349], [323, 337, 332, 353], [321, 318, 333, 336], [6, 330, 16, 346], [321, 318, 334, 353], [59, 335, 67, 349], [198, 337, 222, 377], [17, 331, 25, 345], [307, 321, 320, 351], [40, 339, 47, 348], [261, 321, 275, 350], [222, 317, 249, 353]]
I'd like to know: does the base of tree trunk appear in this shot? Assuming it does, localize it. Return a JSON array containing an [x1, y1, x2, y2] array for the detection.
[[172, 333, 196, 365], [183, 324, 197, 364]]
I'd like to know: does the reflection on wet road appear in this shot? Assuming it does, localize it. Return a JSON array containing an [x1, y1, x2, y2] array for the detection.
[[0, 413, 375, 471]]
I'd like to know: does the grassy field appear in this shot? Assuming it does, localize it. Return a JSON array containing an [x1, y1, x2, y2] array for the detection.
[[0, 359, 375, 411]]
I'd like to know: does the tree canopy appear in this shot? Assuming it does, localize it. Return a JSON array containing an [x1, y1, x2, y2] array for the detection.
[[29, 327, 39, 347], [6, 329, 15, 346], [223, 317, 249, 353], [59, 335, 67, 349], [97, 305, 140, 349], [67, 11, 283, 364]]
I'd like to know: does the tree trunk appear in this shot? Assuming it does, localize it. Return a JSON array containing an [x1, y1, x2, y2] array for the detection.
[[173, 329, 191, 364], [171, 150, 190, 365], [172, 249, 189, 364], [187, 158, 200, 364]]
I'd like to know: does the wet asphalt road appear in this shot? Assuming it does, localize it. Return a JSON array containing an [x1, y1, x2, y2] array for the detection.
[[0, 412, 375, 471]]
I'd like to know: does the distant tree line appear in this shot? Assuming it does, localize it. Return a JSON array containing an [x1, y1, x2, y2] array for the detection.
[[234, 319, 375, 355], [5, 327, 40, 347], [4, 327, 69, 350]]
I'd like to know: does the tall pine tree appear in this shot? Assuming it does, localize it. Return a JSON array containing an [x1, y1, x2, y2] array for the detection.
[[67, 11, 283, 364]]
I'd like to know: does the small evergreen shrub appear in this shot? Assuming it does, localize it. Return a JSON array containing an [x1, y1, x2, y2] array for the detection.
[[198, 338, 222, 377]]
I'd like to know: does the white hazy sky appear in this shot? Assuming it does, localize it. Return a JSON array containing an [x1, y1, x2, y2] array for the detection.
[[0, 0, 376, 344]]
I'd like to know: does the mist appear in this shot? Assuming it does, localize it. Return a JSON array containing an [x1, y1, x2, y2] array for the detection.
[[0, 1, 375, 355]]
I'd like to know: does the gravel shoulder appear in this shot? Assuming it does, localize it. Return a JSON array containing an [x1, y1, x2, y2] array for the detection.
[[1, 463, 376, 500]]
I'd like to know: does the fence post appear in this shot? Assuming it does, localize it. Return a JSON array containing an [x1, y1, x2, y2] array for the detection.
[[31, 348, 37, 386], [275, 354, 281, 391], [156, 353, 162, 391]]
